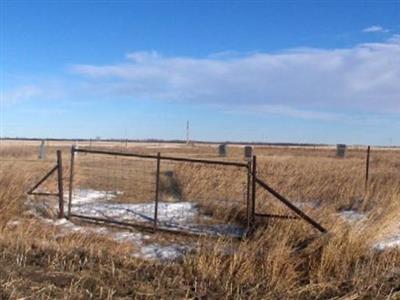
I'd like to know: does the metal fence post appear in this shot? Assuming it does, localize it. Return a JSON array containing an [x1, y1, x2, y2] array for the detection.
[[68, 146, 76, 219], [154, 152, 161, 230], [365, 145, 370, 191], [246, 159, 252, 230], [56, 150, 64, 218], [251, 155, 257, 226]]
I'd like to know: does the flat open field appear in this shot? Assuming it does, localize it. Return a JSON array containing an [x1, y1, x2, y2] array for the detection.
[[1, 140, 400, 299]]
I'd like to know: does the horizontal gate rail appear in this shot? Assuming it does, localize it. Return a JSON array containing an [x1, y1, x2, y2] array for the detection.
[[255, 177, 327, 233], [69, 213, 243, 239], [29, 192, 60, 197], [74, 147, 248, 168], [254, 213, 299, 220]]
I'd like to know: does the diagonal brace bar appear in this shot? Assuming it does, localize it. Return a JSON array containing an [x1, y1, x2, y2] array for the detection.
[[255, 177, 327, 233], [27, 165, 58, 195]]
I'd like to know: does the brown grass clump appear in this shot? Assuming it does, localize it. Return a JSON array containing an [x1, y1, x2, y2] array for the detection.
[[0, 162, 32, 228], [0, 142, 399, 299]]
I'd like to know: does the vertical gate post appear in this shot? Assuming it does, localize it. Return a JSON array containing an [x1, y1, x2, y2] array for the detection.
[[154, 152, 161, 230], [68, 146, 76, 219], [56, 150, 64, 218], [246, 159, 252, 230], [251, 155, 257, 226], [365, 145, 370, 191]]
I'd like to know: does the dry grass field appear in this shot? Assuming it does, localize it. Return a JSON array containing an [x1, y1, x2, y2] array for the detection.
[[0, 140, 400, 299]]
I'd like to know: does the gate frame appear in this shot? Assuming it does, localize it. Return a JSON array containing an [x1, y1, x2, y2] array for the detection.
[[67, 146, 253, 237], [27, 147, 327, 238]]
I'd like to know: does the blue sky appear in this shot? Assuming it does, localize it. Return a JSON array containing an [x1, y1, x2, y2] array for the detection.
[[1, 1, 400, 145]]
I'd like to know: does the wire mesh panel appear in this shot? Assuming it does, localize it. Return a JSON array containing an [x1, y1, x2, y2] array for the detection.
[[68, 147, 250, 237], [69, 150, 157, 227], [155, 159, 249, 236]]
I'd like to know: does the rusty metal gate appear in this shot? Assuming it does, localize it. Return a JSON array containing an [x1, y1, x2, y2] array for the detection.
[[28, 146, 327, 238], [67, 146, 252, 237]]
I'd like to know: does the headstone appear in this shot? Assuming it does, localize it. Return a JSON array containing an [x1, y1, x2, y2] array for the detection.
[[74, 140, 79, 156], [244, 145, 253, 159], [336, 144, 347, 158], [39, 140, 46, 159], [218, 144, 227, 157]]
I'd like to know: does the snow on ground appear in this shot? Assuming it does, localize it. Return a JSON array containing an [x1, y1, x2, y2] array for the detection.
[[338, 209, 400, 251], [68, 189, 244, 238], [26, 189, 400, 256], [23, 189, 244, 261], [338, 210, 366, 223], [292, 201, 320, 210], [291, 203, 400, 251], [71, 189, 121, 204], [38, 217, 187, 261], [138, 244, 190, 260], [69, 190, 398, 252], [374, 235, 400, 251]]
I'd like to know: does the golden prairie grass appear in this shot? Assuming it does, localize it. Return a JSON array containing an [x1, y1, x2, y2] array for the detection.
[[0, 142, 400, 299]]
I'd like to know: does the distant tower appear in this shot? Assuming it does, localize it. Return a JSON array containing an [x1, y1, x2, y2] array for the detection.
[[186, 120, 190, 145]]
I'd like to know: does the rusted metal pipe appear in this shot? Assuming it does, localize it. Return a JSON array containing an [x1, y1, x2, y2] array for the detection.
[[29, 192, 60, 197], [365, 145, 370, 191], [69, 213, 243, 239], [154, 152, 161, 230], [246, 160, 252, 230], [251, 156, 257, 226], [254, 213, 298, 220], [67, 146, 75, 219], [255, 177, 327, 233], [27, 165, 58, 195], [56, 150, 64, 218], [74, 147, 247, 168]]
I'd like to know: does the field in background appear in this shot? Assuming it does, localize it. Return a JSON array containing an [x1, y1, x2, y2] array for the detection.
[[1, 139, 400, 299]]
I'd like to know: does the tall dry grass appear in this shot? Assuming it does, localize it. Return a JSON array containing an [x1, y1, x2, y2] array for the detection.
[[0, 142, 399, 299]]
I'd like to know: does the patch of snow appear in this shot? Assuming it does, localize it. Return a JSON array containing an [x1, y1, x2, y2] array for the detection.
[[52, 218, 109, 235], [374, 235, 400, 251], [137, 244, 189, 261], [71, 201, 198, 225], [6, 219, 21, 227], [167, 223, 245, 238], [112, 231, 148, 243], [69, 189, 121, 205], [27, 188, 246, 261], [339, 210, 366, 223], [337, 210, 400, 251], [67, 189, 244, 238], [43, 217, 191, 260], [208, 224, 245, 237], [292, 201, 319, 210]]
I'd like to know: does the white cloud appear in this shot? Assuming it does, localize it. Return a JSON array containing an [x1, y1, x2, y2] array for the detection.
[[70, 36, 400, 119], [225, 104, 348, 121], [363, 25, 390, 33], [2, 85, 43, 104], [2, 82, 68, 105], [126, 50, 160, 63]]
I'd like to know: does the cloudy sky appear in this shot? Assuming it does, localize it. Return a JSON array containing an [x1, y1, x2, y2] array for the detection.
[[2, 1, 400, 145]]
